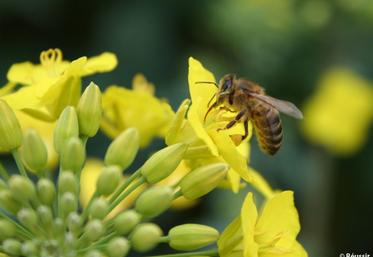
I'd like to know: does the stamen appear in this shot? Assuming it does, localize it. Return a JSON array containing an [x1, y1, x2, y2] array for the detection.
[[39, 48, 63, 76]]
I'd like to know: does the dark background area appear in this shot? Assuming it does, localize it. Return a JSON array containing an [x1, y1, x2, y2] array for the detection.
[[1, 0, 373, 256]]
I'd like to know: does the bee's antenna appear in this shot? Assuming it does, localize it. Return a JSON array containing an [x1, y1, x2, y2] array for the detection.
[[195, 81, 219, 88]]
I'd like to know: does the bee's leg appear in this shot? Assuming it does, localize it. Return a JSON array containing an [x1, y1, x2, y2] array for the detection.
[[217, 109, 246, 131], [204, 101, 218, 122], [241, 119, 249, 140]]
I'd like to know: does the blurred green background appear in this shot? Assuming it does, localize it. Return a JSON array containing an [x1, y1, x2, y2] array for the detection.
[[1, 0, 373, 256]]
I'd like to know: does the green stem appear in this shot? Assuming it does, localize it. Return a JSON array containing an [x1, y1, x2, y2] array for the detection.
[[173, 190, 183, 200], [147, 249, 219, 257], [0, 161, 10, 181], [77, 231, 116, 253], [11, 149, 28, 178], [159, 236, 170, 243], [108, 168, 142, 204], [108, 177, 146, 214], [80, 191, 98, 222], [0, 209, 34, 239]]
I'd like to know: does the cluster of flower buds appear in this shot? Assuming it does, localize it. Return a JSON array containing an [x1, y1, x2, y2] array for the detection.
[[0, 82, 229, 257]]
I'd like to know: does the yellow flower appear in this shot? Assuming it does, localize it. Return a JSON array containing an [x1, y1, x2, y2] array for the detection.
[[218, 191, 307, 257], [167, 58, 273, 197], [2, 48, 117, 121], [101, 74, 174, 147], [302, 68, 373, 155]]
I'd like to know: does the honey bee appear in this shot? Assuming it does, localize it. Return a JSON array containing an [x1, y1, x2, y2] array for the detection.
[[197, 74, 303, 155]]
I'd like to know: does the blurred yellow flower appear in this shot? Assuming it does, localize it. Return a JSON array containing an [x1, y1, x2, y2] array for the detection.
[[302, 68, 373, 155], [218, 191, 307, 257], [2, 48, 117, 121], [101, 74, 174, 147], [167, 57, 273, 197]]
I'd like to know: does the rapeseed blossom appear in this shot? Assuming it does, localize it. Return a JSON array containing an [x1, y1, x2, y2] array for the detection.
[[101, 74, 174, 147], [218, 191, 307, 257], [302, 68, 373, 155]]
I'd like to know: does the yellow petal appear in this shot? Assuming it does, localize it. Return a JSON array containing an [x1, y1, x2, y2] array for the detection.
[[218, 217, 243, 257], [241, 192, 259, 257], [132, 73, 155, 95], [82, 52, 118, 76], [255, 191, 300, 250], [210, 130, 252, 183], [0, 82, 17, 97]]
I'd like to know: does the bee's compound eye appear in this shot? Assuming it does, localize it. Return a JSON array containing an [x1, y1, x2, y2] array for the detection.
[[222, 79, 232, 91]]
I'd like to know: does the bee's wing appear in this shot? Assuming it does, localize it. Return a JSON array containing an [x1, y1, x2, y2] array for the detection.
[[249, 93, 303, 119]]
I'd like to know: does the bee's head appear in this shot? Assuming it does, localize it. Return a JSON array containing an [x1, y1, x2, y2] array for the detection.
[[217, 74, 235, 104]]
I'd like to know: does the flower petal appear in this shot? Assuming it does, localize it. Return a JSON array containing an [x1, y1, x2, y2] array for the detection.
[[255, 191, 300, 250], [82, 52, 118, 76], [241, 192, 259, 257], [218, 217, 243, 257]]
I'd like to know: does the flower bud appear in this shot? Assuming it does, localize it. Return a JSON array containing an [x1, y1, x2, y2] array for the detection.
[[90, 198, 109, 220], [21, 241, 37, 256], [107, 237, 130, 257], [141, 143, 187, 184], [54, 106, 79, 154], [77, 82, 102, 137], [168, 224, 219, 250], [53, 218, 64, 236], [114, 210, 141, 235], [180, 163, 228, 200], [104, 128, 139, 170], [60, 192, 77, 217], [85, 250, 103, 257], [58, 171, 78, 195], [60, 137, 86, 173], [67, 212, 82, 234], [85, 219, 104, 242], [8, 175, 36, 203], [37, 205, 53, 228], [17, 208, 37, 230], [0, 190, 20, 213], [20, 129, 48, 173], [37, 178, 56, 206], [130, 223, 163, 252], [96, 165, 121, 196], [0, 219, 17, 240], [0, 179, 7, 191], [0, 99, 22, 151], [2, 239, 22, 256], [135, 186, 174, 217]]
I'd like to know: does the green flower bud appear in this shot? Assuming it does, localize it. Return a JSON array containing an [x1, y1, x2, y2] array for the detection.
[[60, 192, 77, 217], [2, 239, 22, 256], [0, 99, 22, 152], [180, 163, 228, 200], [131, 223, 163, 253], [0, 179, 7, 191], [53, 218, 64, 236], [37, 205, 53, 228], [20, 129, 48, 173], [67, 212, 82, 234], [96, 165, 121, 196], [17, 208, 37, 230], [85, 250, 103, 257], [104, 128, 139, 170], [135, 186, 174, 217], [54, 106, 79, 154], [168, 224, 219, 250], [60, 137, 86, 173], [77, 82, 102, 137], [21, 241, 38, 257], [0, 190, 20, 213], [8, 175, 36, 203], [37, 178, 56, 206], [85, 219, 104, 242], [0, 219, 17, 240], [141, 143, 187, 184], [114, 210, 141, 235], [90, 198, 109, 220], [58, 171, 78, 195], [107, 237, 130, 257]]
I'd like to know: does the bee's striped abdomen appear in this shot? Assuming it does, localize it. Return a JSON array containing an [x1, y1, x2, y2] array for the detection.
[[252, 104, 283, 155]]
